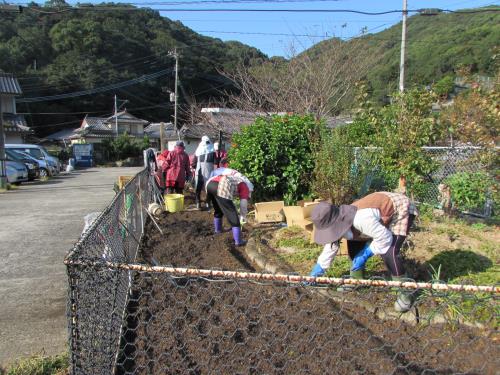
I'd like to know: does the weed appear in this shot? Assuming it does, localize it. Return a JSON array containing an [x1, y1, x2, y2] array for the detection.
[[1, 352, 69, 375]]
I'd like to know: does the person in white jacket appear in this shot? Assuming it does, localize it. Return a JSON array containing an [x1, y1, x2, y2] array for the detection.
[[309, 192, 418, 312]]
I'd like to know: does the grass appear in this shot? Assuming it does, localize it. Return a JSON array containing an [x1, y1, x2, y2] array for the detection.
[[0, 353, 69, 375], [274, 226, 386, 278]]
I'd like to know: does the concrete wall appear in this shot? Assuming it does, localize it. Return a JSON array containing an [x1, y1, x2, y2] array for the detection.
[[5, 133, 22, 144], [1, 96, 16, 114]]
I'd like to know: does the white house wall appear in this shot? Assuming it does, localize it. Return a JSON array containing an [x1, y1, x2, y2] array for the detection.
[[1, 95, 16, 114], [5, 133, 22, 144]]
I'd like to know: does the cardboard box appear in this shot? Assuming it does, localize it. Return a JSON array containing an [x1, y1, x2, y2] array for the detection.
[[254, 201, 285, 223], [283, 201, 320, 230]]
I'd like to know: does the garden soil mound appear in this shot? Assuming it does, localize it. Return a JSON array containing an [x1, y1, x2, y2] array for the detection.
[[116, 210, 498, 375]]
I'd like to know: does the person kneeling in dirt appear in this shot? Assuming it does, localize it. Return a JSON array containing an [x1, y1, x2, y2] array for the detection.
[[206, 168, 253, 246], [309, 192, 418, 313], [164, 141, 191, 194]]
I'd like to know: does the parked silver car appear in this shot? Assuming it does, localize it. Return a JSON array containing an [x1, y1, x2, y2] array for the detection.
[[6, 160, 28, 184], [6, 145, 57, 177]]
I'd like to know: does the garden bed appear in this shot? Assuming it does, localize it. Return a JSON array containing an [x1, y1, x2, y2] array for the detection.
[[114, 209, 498, 374]]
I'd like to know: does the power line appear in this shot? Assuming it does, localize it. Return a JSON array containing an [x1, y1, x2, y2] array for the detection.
[[17, 69, 174, 103]]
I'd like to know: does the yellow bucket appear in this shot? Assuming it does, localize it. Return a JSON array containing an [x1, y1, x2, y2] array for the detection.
[[164, 194, 184, 213]]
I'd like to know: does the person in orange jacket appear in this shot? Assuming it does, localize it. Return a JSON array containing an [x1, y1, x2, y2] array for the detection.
[[164, 141, 191, 194]]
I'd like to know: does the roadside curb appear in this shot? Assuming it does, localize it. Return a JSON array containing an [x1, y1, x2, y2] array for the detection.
[[244, 230, 295, 274]]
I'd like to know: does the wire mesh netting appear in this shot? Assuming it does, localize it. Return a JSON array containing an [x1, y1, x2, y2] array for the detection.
[[355, 147, 496, 216], [65, 169, 499, 375]]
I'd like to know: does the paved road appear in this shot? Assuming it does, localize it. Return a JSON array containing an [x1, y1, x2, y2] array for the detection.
[[0, 167, 142, 366]]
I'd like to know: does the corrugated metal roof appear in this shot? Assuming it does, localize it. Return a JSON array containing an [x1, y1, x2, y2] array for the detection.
[[0, 73, 22, 95]]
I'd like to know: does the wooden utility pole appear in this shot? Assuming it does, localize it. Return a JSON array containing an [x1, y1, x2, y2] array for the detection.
[[160, 122, 165, 152], [114, 94, 118, 135], [0, 95, 6, 189], [399, 0, 408, 92]]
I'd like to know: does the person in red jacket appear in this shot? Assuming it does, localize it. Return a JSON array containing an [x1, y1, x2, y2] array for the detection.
[[164, 141, 191, 194], [155, 149, 170, 194]]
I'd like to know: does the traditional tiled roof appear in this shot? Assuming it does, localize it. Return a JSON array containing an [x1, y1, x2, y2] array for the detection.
[[106, 110, 149, 125], [80, 116, 112, 134], [0, 73, 22, 95], [179, 108, 260, 141], [144, 122, 177, 139], [45, 128, 79, 141], [2, 113, 30, 133]]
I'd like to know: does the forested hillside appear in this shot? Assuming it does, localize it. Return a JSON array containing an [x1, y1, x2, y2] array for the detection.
[[0, 3, 266, 135], [308, 8, 499, 103]]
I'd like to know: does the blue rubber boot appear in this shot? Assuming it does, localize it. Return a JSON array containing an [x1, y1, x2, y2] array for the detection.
[[232, 227, 246, 246], [214, 218, 223, 234]]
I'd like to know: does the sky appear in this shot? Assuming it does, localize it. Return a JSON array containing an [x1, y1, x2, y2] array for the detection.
[[10, 0, 500, 56]]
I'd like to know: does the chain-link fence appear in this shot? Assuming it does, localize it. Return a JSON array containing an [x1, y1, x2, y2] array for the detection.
[[355, 146, 497, 216], [65, 169, 499, 375]]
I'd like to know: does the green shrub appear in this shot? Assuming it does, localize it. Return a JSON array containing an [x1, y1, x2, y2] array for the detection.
[[312, 126, 370, 204], [101, 133, 149, 161], [229, 114, 318, 204], [445, 171, 498, 212]]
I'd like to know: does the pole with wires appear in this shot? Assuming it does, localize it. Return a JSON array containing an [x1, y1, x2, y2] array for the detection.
[[174, 48, 180, 140], [399, 0, 407, 92], [0, 95, 6, 189]]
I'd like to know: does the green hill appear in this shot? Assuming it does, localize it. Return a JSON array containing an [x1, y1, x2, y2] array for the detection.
[[308, 7, 499, 103], [0, 3, 266, 135]]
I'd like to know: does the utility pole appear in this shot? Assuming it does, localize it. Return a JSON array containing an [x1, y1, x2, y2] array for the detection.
[[399, 0, 408, 92], [114, 94, 118, 135], [168, 49, 180, 139], [0, 95, 6, 189], [174, 49, 179, 139], [160, 122, 165, 152]]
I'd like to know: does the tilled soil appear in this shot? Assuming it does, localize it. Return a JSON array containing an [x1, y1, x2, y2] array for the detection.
[[116, 210, 498, 375]]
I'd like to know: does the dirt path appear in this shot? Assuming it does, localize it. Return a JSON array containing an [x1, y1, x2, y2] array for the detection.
[[116, 210, 498, 375]]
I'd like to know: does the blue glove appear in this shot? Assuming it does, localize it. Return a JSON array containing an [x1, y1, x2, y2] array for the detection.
[[310, 263, 326, 277], [351, 244, 374, 271]]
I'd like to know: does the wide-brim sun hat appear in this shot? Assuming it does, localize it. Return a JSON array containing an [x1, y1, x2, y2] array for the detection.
[[311, 202, 357, 244]]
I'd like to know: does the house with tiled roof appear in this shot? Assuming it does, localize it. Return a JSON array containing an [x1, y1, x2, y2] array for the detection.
[[71, 110, 150, 144], [0, 73, 31, 144]]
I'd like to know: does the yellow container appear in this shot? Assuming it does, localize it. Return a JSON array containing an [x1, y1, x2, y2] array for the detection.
[[164, 194, 184, 213], [118, 175, 134, 190]]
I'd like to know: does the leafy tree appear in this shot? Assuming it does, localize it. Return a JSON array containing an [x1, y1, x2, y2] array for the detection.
[[312, 125, 370, 204], [370, 89, 445, 192], [228, 115, 317, 204]]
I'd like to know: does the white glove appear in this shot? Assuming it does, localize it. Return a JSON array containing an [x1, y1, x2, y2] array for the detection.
[[239, 199, 248, 224]]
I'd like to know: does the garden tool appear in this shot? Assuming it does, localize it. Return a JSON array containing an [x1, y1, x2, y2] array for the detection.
[[393, 275, 415, 313]]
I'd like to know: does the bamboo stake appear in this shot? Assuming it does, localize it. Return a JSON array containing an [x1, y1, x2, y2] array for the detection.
[[63, 260, 500, 294]]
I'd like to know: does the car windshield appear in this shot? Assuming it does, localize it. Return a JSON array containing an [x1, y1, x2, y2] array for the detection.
[[12, 148, 44, 160], [6, 150, 22, 161]]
